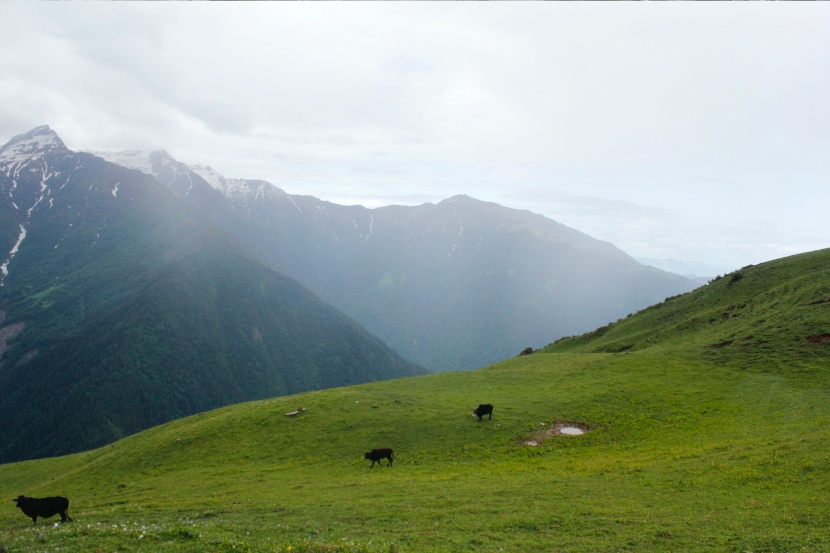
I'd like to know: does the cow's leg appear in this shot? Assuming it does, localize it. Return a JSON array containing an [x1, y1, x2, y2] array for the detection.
[[488, 412, 492, 419], [31, 516, 37, 524], [60, 511, 68, 522]]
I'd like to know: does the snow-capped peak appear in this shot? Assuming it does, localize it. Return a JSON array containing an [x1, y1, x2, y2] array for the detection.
[[189, 164, 228, 191], [0, 125, 68, 165], [189, 165, 288, 199], [85, 146, 291, 204], [86, 149, 158, 175]]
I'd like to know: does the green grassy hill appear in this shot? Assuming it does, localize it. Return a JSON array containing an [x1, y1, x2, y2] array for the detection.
[[1, 249, 829, 552], [545, 247, 830, 360]]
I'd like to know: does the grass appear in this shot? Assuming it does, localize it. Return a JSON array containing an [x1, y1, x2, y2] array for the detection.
[[1, 249, 829, 552], [25, 285, 63, 309]]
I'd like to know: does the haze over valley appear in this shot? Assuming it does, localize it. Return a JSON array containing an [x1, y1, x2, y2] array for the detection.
[[0, 125, 701, 462]]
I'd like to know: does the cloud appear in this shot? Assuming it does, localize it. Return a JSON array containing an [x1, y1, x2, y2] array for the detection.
[[1, 2, 828, 271]]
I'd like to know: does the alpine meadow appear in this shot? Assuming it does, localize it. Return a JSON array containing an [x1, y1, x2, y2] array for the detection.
[[1, 249, 828, 552]]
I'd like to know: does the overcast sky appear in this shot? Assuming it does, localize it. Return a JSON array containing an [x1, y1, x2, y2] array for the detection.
[[2, 3, 828, 275]]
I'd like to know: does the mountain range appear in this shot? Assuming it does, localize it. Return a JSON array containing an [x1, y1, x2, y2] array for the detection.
[[0, 126, 423, 463], [91, 145, 701, 372]]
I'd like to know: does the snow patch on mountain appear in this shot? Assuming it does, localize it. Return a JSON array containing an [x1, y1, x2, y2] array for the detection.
[[196, 168, 292, 202], [87, 150, 156, 176], [0, 125, 66, 167], [31, 162, 50, 216], [0, 225, 26, 281], [87, 149, 307, 217], [189, 164, 226, 191], [0, 150, 59, 285], [207, 173, 303, 215]]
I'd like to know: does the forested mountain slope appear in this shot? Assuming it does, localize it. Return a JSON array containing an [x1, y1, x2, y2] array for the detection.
[[95, 149, 700, 371], [0, 126, 423, 463]]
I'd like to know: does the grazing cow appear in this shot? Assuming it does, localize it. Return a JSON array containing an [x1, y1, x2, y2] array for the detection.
[[364, 448, 394, 468], [13, 495, 72, 525], [473, 403, 493, 421]]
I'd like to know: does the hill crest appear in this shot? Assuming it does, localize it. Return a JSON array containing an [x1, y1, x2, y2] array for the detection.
[[546, 248, 830, 363]]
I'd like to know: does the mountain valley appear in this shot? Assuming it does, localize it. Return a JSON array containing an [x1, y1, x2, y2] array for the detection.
[[0, 126, 423, 463], [91, 143, 701, 372]]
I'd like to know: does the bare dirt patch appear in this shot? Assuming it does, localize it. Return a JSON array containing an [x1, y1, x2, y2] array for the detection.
[[806, 334, 830, 345], [523, 421, 591, 447]]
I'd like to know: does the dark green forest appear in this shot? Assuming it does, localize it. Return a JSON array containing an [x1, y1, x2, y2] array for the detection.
[[0, 138, 423, 463]]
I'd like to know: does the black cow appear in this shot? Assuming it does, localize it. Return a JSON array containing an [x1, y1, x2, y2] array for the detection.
[[364, 448, 394, 468], [13, 495, 72, 525], [473, 403, 493, 421]]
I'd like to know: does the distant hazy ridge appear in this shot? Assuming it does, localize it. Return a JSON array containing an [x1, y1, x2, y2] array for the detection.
[[92, 144, 700, 372]]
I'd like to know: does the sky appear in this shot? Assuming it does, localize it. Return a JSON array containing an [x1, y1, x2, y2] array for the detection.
[[1, 3, 828, 276]]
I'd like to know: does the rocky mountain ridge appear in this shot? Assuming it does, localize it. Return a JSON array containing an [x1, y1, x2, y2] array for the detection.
[[0, 125, 424, 463], [90, 143, 700, 371]]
